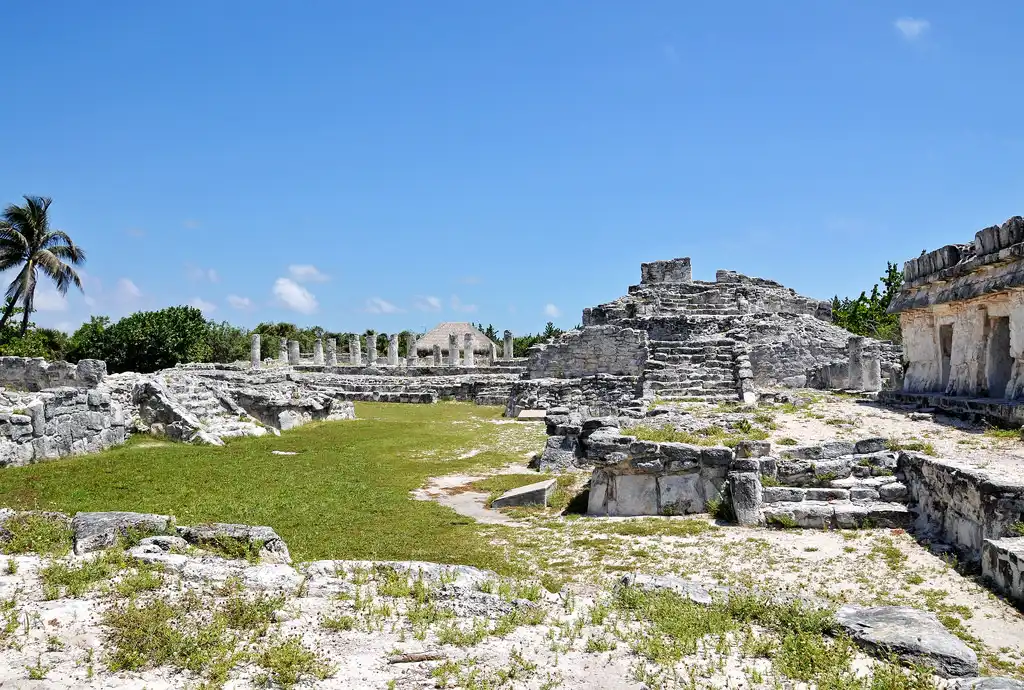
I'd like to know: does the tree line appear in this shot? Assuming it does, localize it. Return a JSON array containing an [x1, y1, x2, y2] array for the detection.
[[830, 262, 903, 343]]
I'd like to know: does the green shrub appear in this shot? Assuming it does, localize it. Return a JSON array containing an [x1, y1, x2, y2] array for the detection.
[[0, 514, 72, 556]]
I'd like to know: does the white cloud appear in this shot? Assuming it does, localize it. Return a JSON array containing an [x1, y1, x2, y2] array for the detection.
[[116, 278, 142, 300], [227, 294, 253, 311], [414, 295, 442, 312], [189, 297, 217, 314], [288, 264, 330, 283], [365, 297, 401, 314], [450, 295, 477, 313], [895, 17, 930, 40], [34, 286, 68, 312], [84, 295, 97, 308], [544, 303, 562, 318], [185, 264, 220, 283], [183, 219, 201, 229], [273, 278, 318, 315]]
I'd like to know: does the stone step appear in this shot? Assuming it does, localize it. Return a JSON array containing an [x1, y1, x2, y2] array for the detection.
[[762, 500, 911, 530], [650, 339, 736, 348]]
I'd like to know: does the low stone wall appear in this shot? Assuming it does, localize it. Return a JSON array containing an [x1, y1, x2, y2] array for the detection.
[[0, 388, 125, 467], [505, 375, 643, 418], [232, 389, 354, 430], [899, 451, 1024, 562], [878, 390, 1024, 428], [525, 326, 648, 379], [0, 357, 106, 392]]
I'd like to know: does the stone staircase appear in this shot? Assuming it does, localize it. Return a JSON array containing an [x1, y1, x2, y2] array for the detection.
[[644, 339, 740, 401], [163, 375, 268, 439], [748, 439, 913, 529], [653, 285, 745, 317]]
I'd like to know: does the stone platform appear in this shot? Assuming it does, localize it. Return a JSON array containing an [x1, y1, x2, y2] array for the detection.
[[879, 390, 1024, 428]]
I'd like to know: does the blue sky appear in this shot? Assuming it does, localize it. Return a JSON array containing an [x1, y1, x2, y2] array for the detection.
[[2, 2, 1022, 335]]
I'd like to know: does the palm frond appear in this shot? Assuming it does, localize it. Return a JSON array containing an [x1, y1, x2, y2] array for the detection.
[[42, 239, 86, 265], [34, 249, 82, 294]]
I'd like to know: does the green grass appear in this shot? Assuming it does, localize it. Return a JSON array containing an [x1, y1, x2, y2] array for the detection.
[[984, 427, 1022, 440], [0, 403, 543, 573], [885, 438, 936, 455], [629, 424, 770, 447], [596, 518, 716, 538]]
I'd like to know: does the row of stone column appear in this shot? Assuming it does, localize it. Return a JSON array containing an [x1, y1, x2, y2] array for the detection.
[[847, 336, 882, 392], [250, 329, 517, 369]]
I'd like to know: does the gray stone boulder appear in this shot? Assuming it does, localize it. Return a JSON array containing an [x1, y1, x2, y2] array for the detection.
[[835, 605, 978, 678], [176, 522, 291, 564], [71, 511, 173, 554], [618, 573, 714, 606]]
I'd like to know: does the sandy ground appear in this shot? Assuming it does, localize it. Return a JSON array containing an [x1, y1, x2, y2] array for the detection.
[[764, 392, 1024, 479]]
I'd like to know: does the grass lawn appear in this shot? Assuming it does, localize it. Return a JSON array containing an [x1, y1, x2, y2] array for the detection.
[[0, 402, 545, 573]]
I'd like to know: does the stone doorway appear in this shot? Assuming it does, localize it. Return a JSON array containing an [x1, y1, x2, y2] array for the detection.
[[939, 324, 953, 391], [987, 316, 1012, 398]]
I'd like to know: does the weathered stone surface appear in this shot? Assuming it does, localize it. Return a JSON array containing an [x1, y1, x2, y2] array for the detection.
[[176, 523, 291, 564], [132, 379, 223, 446], [729, 471, 762, 526], [532, 435, 581, 472], [952, 678, 1024, 690], [835, 605, 979, 677], [618, 572, 713, 605], [982, 537, 1024, 606], [491, 479, 556, 509], [71, 511, 173, 555]]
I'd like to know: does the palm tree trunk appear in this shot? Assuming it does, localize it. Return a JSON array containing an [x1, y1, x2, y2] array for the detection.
[[18, 295, 32, 336], [0, 300, 17, 331]]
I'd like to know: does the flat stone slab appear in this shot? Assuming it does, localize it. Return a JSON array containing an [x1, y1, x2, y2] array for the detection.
[[835, 605, 979, 678], [71, 511, 173, 555], [176, 523, 291, 564], [491, 479, 557, 509], [982, 537, 1024, 606], [953, 679, 1024, 690], [517, 409, 547, 421]]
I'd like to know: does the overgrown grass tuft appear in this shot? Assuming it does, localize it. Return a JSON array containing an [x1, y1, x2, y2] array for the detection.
[[629, 424, 770, 448], [0, 514, 72, 556], [596, 518, 716, 538], [886, 438, 936, 456]]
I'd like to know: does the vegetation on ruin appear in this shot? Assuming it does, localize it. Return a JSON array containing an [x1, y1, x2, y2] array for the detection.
[[0, 402, 544, 571], [831, 261, 904, 343], [628, 423, 771, 447]]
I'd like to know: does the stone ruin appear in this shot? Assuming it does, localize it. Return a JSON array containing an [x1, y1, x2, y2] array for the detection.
[[507, 257, 901, 418], [881, 216, 1024, 425]]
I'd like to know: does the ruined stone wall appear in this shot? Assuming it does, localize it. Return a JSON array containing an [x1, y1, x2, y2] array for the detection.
[[0, 357, 106, 392], [525, 326, 648, 379], [0, 388, 125, 467], [505, 375, 643, 418]]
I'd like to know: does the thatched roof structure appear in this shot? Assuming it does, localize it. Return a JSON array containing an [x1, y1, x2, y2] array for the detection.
[[415, 322, 497, 356]]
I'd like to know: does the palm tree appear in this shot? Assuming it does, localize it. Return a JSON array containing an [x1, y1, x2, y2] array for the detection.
[[0, 196, 86, 335]]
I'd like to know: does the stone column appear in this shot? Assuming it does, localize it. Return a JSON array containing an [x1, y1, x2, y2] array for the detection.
[[862, 342, 882, 392], [489, 342, 497, 365], [847, 336, 864, 390], [503, 330, 514, 360], [406, 333, 418, 367], [448, 333, 459, 366], [463, 333, 475, 367], [350, 334, 362, 367], [325, 338, 337, 366], [288, 340, 300, 365], [388, 333, 399, 366], [279, 337, 288, 363], [366, 332, 377, 365], [432, 343, 442, 366], [250, 333, 261, 369], [313, 338, 324, 366]]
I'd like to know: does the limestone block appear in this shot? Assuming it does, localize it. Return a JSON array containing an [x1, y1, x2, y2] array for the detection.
[[72, 511, 174, 555], [729, 471, 763, 526], [491, 479, 556, 509], [177, 523, 291, 564], [606, 474, 659, 517], [658, 472, 704, 514]]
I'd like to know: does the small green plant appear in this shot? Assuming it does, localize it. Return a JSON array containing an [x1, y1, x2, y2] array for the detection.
[[321, 614, 355, 631], [3, 559, 17, 575], [767, 513, 798, 529], [41, 549, 128, 599], [114, 568, 164, 598], [776, 437, 798, 445], [26, 656, 50, 680], [540, 573, 564, 593], [256, 636, 335, 689]]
